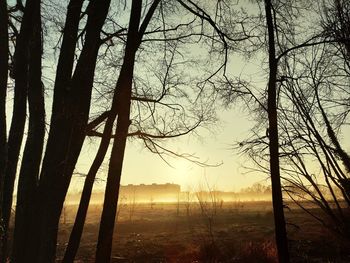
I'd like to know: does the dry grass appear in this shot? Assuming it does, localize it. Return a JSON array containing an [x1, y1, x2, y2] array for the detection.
[[53, 201, 350, 262], [236, 240, 277, 263]]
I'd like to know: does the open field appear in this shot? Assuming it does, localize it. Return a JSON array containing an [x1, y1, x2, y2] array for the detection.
[[52, 201, 350, 262]]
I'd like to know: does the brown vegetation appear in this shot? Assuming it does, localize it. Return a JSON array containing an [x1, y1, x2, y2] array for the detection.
[[51, 201, 350, 262]]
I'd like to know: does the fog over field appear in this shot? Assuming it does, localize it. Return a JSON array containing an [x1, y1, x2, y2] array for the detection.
[[64, 183, 273, 205]]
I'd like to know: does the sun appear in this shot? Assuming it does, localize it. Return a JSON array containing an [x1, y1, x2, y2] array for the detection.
[[171, 159, 198, 190]]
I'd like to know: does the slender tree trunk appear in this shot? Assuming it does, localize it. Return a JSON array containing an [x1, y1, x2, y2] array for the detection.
[[264, 0, 290, 262], [62, 107, 118, 263], [95, 1, 142, 261], [0, 0, 8, 261], [315, 89, 350, 173], [94, 85, 132, 263], [315, 89, 350, 198], [64, 1, 160, 260], [12, 0, 44, 261]]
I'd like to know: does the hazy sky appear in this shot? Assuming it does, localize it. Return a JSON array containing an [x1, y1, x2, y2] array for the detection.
[[68, 2, 270, 193], [72, 53, 268, 193], [72, 106, 265, 193], [71, 53, 271, 193], [7, 1, 350, 194], [70, 54, 350, 194], [5, 1, 267, 194], [122, 108, 265, 191], [72, 102, 350, 194]]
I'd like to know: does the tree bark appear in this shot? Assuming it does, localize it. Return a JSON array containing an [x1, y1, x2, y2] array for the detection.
[[264, 0, 290, 262], [0, 0, 8, 261]]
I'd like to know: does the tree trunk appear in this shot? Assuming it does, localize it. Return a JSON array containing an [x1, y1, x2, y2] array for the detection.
[[264, 0, 290, 262], [95, 1, 142, 261], [316, 89, 350, 173], [12, 0, 45, 261], [12, 0, 110, 262], [0, 0, 41, 259], [0, 0, 8, 261], [10, 0, 83, 260], [62, 106, 118, 263], [64, 1, 160, 260]]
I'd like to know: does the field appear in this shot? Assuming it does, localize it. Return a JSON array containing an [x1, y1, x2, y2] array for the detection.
[[54, 201, 350, 262]]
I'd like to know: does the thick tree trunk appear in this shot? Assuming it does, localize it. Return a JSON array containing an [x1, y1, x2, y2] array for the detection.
[[10, 0, 83, 261], [95, 1, 142, 261], [0, 0, 8, 261], [0, 0, 41, 259], [264, 0, 290, 262], [19, 1, 111, 262], [12, 0, 45, 261]]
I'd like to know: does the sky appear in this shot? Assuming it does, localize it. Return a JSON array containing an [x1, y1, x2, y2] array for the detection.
[[4, 0, 268, 195], [71, 99, 350, 194], [68, 45, 350, 194], [70, 55, 272, 193], [6, 0, 350, 195], [69, 54, 350, 194], [121, 108, 266, 192], [71, 103, 269, 193], [66, 1, 270, 193]]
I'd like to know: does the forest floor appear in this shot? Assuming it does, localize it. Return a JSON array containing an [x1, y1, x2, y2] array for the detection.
[[54, 201, 350, 263]]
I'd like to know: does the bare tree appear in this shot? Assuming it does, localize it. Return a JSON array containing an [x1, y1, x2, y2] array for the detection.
[[264, 0, 290, 261], [62, 1, 234, 261], [276, 41, 350, 237], [221, 1, 337, 261], [236, 0, 350, 249], [94, 0, 242, 260], [95, 1, 159, 261]]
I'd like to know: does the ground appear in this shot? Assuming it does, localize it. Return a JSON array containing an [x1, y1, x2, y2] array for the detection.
[[54, 201, 350, 262]]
